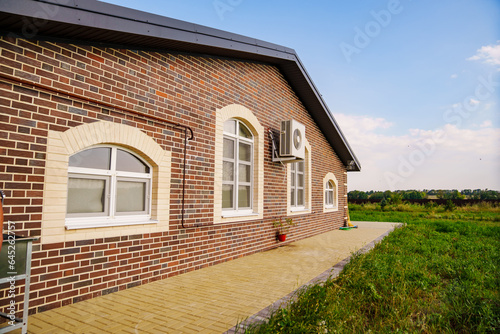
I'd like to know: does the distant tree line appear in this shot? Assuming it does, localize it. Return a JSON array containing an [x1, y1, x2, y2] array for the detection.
[[348, 189, 500, 201]]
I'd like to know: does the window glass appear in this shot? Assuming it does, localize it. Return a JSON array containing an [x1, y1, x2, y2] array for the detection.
[[238, 186, 251, 208], [298, 173, 304, 187], [239, 142, 251, 162], [67, 178, 106, 213], [69, 147, 110, 169], [224, 119, 236, 134], [238, 122, 252, 139], [222, 184, 233, 209], [297, 189, 304, 206], [116, 149, 149, 173], [223, 161, 234, 181], [238, 164, 251, 182], [297, 161, 304, 172], [116, 181, 146, 212], [223, 138, 235, 159]]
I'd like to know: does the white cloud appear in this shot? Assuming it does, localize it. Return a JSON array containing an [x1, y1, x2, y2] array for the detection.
[[483, 102, 494, 111], [450, 74, 458, 79], [334, 114, 393, 133], [469, 98, 480, 106], [480, 120, 493, 128], [334, 113, 500, 191], [467, 42, 500, 67]]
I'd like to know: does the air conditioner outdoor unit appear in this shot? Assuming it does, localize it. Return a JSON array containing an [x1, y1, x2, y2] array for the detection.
[[280, 119, 305, 160]]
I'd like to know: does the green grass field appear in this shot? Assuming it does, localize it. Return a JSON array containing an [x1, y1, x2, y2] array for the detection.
[[242, 203, 500, 333]]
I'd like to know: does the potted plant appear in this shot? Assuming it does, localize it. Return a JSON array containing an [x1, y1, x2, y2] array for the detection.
[[273, 217, 296, 242]]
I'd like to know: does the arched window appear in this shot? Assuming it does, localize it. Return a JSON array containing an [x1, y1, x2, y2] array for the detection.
[[222, 119, 253, 214], [214, 104, 264, 224], [325, 180, 335, 208], [323, 172, 338, 212], [67, 146, 152, 222], [42, 121, 170, 242]]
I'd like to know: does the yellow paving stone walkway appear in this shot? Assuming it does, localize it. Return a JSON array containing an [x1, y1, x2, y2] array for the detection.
[[6, 222, 400, 334]]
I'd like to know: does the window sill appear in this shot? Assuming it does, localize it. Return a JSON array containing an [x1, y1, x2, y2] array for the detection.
[[290, 206, 306, 212], [65, 216, 158, 230], [324, 206, 339, 212], [221, 211, 259, 218], [288, 207, 311, 216]]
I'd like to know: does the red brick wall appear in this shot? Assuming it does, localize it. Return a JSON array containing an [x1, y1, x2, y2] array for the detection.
[[0, 35, 347, 316]]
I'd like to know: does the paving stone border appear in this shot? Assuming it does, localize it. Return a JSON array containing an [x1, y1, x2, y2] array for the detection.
[[225, 223, 402, 333]]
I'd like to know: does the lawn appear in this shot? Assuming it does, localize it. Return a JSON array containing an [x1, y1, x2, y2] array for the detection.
[[241, 202, 500, 333]]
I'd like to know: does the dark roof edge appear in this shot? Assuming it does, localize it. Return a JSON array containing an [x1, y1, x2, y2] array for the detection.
[[23, 0, 298, 61], [0, 0, 361, 171]]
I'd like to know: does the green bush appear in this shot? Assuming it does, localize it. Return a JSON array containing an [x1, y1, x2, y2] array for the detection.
[[425, 201, 438, 210], [380, 198, 388, 211], [445, 199, 456, 212]]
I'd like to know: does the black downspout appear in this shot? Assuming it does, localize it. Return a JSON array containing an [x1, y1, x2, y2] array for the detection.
[[180, 126, 194, 229]]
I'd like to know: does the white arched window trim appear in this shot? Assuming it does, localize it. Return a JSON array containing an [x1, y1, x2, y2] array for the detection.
[[41, 121, 171, 244], [214, 104, 264, 224], [323, 172, 339, 212]]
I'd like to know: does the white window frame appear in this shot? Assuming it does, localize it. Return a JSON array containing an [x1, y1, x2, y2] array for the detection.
[[66, 145, 153, 229], [323, 172, 339, 212], [222, 119, 254, 216], [287, 140, 311, 216], [325, 180, 335, 208], [290, 161, 305, 211]]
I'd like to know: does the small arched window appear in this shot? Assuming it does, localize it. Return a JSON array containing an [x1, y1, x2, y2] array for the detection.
[[325, 180, 336, 208], [67, 146, 152, 220], [222, 119, 253, 213]]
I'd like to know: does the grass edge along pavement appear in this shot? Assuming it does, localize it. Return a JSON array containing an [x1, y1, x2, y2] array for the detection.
[[227, 223, 400, 334], [239, 203, 500, 333]]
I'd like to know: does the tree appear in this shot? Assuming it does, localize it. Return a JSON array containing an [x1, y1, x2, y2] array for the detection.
[[380, 198, 388, 211], [390, 192, 403, 204], [348, 191, 368, 199], [446, 190, 465, 200], [461, 189, 472, 198], [369, 192, 385, 200], [479, 190, 499, 200], [402, 190, 425, 200]]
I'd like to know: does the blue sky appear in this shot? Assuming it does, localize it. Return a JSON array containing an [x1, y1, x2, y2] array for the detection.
[[101, 0, 500, 191]]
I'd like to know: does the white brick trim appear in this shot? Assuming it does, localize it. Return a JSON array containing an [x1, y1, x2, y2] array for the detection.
[[323, 172, 339, 212], [41, 121, 171, 244]]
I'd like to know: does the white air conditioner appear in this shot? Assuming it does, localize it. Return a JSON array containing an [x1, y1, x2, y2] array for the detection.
[[280, 119, 305, 160]]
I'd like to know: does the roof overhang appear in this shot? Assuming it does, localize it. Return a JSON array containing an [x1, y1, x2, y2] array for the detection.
[[0, 0, 360, 171]]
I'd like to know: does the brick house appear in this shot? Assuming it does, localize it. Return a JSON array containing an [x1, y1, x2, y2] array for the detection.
[[0, 0, 360, 317]]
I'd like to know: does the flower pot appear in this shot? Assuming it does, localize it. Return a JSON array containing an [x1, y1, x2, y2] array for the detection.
[[277, 234, 287, 242]]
